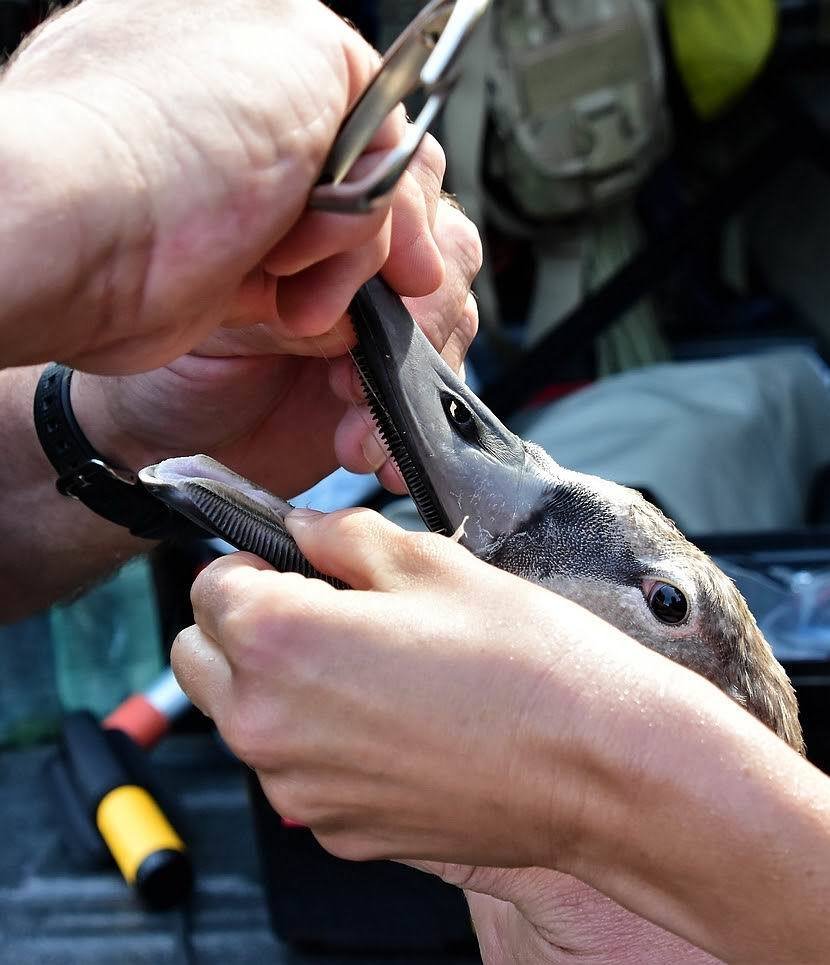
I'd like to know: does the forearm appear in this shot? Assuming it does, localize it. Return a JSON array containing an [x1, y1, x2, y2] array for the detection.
[[0, 366, 160, 621], [540, 619, 830, 963]]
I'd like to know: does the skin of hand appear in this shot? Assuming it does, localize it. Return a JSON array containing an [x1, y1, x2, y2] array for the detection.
[[0, 0, 445, 373], [0, 197, 479, 620], [71, 194, 481, 498], [173, 508, 830, 965], [406, 863, 720, 964]]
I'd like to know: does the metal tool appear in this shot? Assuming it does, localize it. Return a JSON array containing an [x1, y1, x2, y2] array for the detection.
[[310, 0, 491, 214]]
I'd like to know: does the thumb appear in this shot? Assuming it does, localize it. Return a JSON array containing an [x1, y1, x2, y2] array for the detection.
[[284, 506, 422, 591]]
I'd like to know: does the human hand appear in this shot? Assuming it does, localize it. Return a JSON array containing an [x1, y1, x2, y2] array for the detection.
[[171, 506, 649, 870], [2, 0, 446, 373], [71, 194, 480, 497], [406, 862, 720, 965], [171, 503, 830, 965]]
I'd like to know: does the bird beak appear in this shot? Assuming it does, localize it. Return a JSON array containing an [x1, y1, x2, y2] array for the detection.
[[351, 277, 546, 556]]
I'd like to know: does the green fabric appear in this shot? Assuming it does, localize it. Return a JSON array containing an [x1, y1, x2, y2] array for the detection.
[[0, 612, 62, 748], [665, 0, 778, 119], [0, 557, 164, 748], [52, 557, 164, 720]]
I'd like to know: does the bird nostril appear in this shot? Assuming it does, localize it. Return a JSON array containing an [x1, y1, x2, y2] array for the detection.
[[645, 582, 689, 625]]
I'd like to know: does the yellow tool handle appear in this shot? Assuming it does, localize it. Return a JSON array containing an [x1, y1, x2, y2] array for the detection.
[[96, 784, 185, 884]]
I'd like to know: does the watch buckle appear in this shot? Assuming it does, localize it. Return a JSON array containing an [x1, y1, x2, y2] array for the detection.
[[57, 458, 138, 500]]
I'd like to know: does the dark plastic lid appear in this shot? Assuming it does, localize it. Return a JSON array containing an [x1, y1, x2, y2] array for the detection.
[[135, 848, 192, 910]]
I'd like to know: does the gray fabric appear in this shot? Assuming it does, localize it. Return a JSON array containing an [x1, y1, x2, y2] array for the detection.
[[385, 349, 830, 536], [440, 4, 504, 343], [586, 203, 671, 375], [515, 348, 830, 533]]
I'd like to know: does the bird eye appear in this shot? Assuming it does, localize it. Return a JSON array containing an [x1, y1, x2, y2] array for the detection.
[[646, 582, 688, 625], [442, 394, 478, 440]]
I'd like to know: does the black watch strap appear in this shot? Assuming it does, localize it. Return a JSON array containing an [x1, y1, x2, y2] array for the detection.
[[34, 363, 203, 541]]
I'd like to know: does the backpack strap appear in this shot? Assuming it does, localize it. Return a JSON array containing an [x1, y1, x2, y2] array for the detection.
[[441, 4, 510, 347]]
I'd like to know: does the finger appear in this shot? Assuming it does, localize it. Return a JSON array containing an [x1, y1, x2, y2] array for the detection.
[[381, 134, 447, 297], [170, 624, 233, 722], [401, 200, 482, 362], [375, 459, 408, 495], [284, 507, 442, 591], [189, 551, 277, 649], [381, 172, 444, 297], [334, 404, 387, 473], [262, 209, 389, 279], [408, 133, 446, 231], [261, 152, 393, 278], [327, 199, 480, 372], [328, 354, 365, 405], [273, 222, 391, 338], [190, 550, 346, 682], [333, 404, 407, 492], [440, 290, 480, 374]]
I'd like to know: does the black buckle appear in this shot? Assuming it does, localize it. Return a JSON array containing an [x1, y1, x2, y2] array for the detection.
[[56, 458, 138, 500]]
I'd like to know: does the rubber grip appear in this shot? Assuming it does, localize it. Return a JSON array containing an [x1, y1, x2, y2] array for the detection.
[[96, 784, 185, 885], [104, 695, 169, 749]]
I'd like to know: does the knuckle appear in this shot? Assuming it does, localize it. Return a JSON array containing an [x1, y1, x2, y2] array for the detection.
[[280, 790, 332, 831], [217, 578, 306, 671], [330, 507, 377, 545], [316, 830, 378, 863], [415, 132, 447, 185], [213, 594, 270, 663], [191, 555, 257, 613], [435, 202, 483, 284], [398, 529, 453, 575], [259, 777, 333, 831], [223, 706, 279, 768], [460, 291, 480, 344], [456, 219, 484, 282]]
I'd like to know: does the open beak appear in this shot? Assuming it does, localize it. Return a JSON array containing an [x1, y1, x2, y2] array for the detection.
[[140, 277, 545, 570], [350, 277, 544, 557], [138, 456, 345, 587]]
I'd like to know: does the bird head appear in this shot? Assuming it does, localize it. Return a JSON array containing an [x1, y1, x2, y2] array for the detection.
[[351, 278, 804, 753]]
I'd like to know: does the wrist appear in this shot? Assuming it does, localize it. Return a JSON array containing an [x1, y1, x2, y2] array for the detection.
[[499, 589, 652, 871], [509, 593, 738, 874], [545, 630, 830, 962], [70, 372, 172, 472], [36, 364, 203, 542]]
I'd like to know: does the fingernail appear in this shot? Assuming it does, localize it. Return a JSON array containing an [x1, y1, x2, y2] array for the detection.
[[361, 433, 387, 472], [285, 507, 323, 533]]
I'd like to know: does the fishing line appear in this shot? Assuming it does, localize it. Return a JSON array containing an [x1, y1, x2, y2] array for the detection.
[[335, 324, 398, 432], [311, 329, 395, 466]]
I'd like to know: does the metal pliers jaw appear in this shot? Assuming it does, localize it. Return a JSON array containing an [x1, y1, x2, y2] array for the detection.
[[310, 0, 491, 214]]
